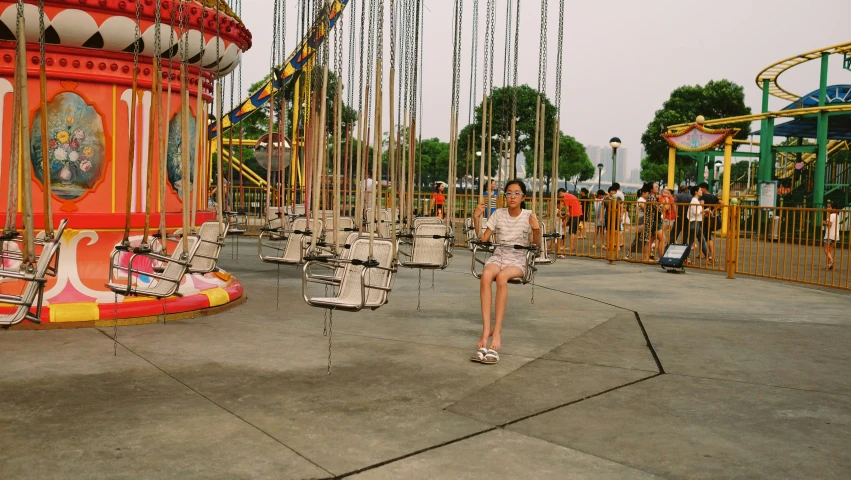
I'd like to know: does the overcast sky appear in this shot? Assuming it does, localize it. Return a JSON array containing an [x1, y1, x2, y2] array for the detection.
[[235, 0, 851, 171]]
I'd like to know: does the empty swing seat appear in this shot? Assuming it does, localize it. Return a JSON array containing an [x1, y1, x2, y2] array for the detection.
[[534, 224, 559, 265], [259, 217, 322, 265], [304, 231, 362, 285], [302, 237, 395, 311], [107, 235, 201, 298], [322, 216, 356, 246], [0, 219, 68, 326], [225, 211, 247, 235], [398, 223, 452, 269], [188, 220, 228, 274]]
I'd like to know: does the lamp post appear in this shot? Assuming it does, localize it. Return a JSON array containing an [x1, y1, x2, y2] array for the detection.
[[597, 163, 604, 191], [609, 137, 621, 185]]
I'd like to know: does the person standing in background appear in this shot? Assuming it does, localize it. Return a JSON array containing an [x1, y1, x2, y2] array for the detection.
[[824, 200, 839, 270]]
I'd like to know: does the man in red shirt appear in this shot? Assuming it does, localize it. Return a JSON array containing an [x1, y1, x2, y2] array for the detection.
[[558, 188, 583, 256]]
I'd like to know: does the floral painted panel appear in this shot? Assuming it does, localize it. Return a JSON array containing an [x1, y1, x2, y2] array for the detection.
[[166, 107, 197, 201], [31, 92, 107, 201]]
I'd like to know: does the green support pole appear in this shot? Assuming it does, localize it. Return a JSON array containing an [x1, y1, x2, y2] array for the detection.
[[813, 52, 830, 211], [696, 152, 706, 185], [758, 79, 771, 195]]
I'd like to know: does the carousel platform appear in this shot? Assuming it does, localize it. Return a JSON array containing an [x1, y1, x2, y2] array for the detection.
[[1, 212, 245, 329]]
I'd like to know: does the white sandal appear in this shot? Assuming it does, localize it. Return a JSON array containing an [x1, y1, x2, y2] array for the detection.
[[482, 349, 500, 364], [470, 348, 487, 363]]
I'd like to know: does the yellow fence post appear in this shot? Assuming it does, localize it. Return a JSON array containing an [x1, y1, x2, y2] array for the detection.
[[726, 204, 738, 279], [667, 146, 676, 189], [721, 136, 733, 236]]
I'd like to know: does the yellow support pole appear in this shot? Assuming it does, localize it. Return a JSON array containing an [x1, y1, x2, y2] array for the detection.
[[667, 146, 676, 189], [721, 135, 733, 236]]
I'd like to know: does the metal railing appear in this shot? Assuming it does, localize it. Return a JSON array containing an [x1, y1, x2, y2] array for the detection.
[[224, 187, 850, 291]]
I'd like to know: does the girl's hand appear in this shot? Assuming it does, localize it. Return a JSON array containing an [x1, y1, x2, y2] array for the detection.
[[474, 203, 486, 219], [529, 214, 540, 230]]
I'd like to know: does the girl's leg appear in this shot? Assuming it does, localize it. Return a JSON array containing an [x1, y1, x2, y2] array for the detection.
[[478, 264, 500, 348], [491, 266, 524, 350]]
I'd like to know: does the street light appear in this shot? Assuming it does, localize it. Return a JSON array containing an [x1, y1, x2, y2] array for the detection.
[[609, 137, 621, 185], [597, 163, 604, 191]]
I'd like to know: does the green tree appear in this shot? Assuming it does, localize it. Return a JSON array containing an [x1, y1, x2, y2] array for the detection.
[[554, 134, 595, 193], [417, 137, 450, 187], [458, 85, 558, 182], [640, 79, 752, 184]]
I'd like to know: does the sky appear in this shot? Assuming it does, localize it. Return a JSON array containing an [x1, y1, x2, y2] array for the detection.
[[234, 0, 851, 172]]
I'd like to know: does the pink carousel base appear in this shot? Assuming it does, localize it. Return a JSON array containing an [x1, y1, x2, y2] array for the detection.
[[0, 212, 245, 329]]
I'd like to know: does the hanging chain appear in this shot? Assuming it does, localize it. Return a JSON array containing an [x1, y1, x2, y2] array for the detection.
[[417, 269, 421, 311], [538, 0, 549, 95], [431, 270, 435, 290], [323, 286, 329, 335], [133, 0, 141, 73], [468, 0, 479, 126], [37, 0, 45, 69], [487, 0, 496, 96], [531, 282, 535, 304], [554, 0, 565, 117], [512, 0, 520, 118], [326, 309, 333, 375], [113, 292, 119, 356]]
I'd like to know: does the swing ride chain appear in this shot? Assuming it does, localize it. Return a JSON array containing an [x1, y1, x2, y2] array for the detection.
[[417, 269, 421, 312], [323, 286, 329, 335], [554, 0, 565, 116], [487, 0, 496, 95], [512, 0, 520, 112], [539, 0, 548, 95], [133, 0, 141, 77], [468, 0, 478, 125], [38, 1, 45, 69], [113, 292, 119, 356], [326, 309, 333, 375]]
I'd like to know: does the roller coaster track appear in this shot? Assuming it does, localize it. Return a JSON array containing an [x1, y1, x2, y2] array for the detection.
[[755, 41, 851, 179], [208, 0, 349, 139], [756, 41, 851, 103]]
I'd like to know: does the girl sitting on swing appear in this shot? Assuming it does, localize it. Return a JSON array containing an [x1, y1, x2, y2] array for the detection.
[[471, 179, 541, 364]]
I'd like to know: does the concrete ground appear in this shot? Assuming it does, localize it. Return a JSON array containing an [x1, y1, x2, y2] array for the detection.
[[2, 236, 850, 479]]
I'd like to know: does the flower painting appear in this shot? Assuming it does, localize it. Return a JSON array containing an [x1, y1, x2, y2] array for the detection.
[[166, 107, 197, 201], [31, 92, 106, 201]]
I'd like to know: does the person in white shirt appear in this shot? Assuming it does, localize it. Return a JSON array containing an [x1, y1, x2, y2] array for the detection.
[[683, 186, 706, 264], [471, 180, 541, 365], [824, 201, 839, 270]]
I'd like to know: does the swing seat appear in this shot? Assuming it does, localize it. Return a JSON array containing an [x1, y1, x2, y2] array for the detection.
[[413, 216, 444, 228], [225, 211, 247, 235], [302, 237, 396, 311], [303, 231, 362, 285], [398, 223, 452, 269], [189, 220, 229, 274], [0, 219, 68, 327], [534, 224, 559, 265], [322, 216, 356, 246], [365, 209, 394, 238], [470, 241, 538, 285], [259, 217, 322, 265], [106, 235, 201, 299]]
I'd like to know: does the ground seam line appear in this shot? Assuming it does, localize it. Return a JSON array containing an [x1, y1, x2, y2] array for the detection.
[[95, 328, 335, 478]]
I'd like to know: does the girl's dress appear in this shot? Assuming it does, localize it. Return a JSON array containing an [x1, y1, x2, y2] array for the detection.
[[485, 208, 532, 274]]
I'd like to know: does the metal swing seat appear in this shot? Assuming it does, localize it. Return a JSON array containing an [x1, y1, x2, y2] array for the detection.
[[302, 231, 362, 285], [321, 215, 356, 246], [0, 219, 68, 326], [398, 222, 453, 270], [107, 232, 201, 299], [470, 240, 539, 286], [188, 220, 229, 274], [365, 208, 395, 238], [258, 217, 323, 265], [302, 237, 396, 311], [534, 223, 560, 265], [224, 210, 247, 235]]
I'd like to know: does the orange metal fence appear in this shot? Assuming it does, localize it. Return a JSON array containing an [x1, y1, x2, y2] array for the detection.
[[227, 188, 850, 291]]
